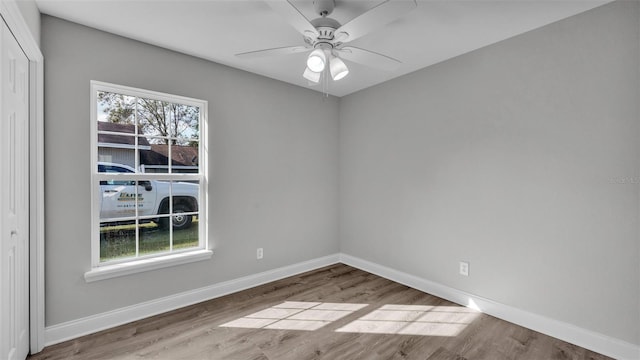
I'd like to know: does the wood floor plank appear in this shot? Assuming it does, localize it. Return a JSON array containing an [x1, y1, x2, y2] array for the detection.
[[29, 264, 613, 360]]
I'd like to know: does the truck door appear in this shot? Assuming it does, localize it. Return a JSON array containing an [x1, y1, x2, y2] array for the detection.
[[135, 180, 156, 217], [100, 179, 138, 220], [100, 180, 157, 219]]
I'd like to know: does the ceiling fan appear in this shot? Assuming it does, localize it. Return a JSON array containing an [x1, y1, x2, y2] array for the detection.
[[236, 0, 417, 85]]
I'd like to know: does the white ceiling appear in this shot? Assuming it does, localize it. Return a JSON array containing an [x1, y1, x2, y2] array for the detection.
[[35, 0, 610, 97]]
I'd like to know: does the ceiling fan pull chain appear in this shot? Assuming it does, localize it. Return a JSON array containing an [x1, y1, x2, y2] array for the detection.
[[323, 68, 327, 97]]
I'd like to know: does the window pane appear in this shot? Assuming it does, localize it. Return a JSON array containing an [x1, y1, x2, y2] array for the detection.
[[97, 91, 136, 124], [141, 141, 169, 173], [100, 179, 139, 220], [172, 104, 199, 139], [139, 218, 170, 256], [97, 163, 136, 174], [171, 180, 199, 250], [135, 180, 156, 217], [137, 97, 171, 139], [170, 143, 199, 174], [174, 219, 199, 251], [171, 182, 200, 230], [171, 181, 199, 216], [100, 222, 136, 262]]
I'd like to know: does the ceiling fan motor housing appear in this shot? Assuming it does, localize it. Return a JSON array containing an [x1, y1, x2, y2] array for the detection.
[[309, 17, 342, 47]]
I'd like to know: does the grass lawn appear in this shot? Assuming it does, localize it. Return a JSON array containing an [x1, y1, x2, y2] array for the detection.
[[100, 219, 199, 262]]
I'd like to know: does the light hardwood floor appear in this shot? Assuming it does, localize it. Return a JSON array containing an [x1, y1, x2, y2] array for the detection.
[[29, 264, 612, 360]]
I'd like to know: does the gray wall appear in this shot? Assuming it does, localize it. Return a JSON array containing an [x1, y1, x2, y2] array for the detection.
[[42, 15, 339, 326], [339, 1, 639, 346]]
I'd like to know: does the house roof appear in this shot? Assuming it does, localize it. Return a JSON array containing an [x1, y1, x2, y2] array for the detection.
[[97, 121, 150, 147], [141, 144, 198, 167]]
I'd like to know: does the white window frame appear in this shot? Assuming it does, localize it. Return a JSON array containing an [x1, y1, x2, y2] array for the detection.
[[85, 81, 211, 282]]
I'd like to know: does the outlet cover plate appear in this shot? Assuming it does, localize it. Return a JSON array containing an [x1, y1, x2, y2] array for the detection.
[[459, 261, 469, 276]]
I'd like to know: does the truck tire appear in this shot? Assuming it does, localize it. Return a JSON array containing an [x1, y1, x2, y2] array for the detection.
[[171, 204, 193, 230], [157, 203, 193, 230]]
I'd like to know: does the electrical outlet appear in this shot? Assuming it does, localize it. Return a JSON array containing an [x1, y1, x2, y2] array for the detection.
[[256, 248, 263, 260], [459, 261, 469, 276]]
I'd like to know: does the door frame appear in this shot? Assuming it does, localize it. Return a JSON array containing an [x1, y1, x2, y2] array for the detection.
[[0, 1, 45, 354]]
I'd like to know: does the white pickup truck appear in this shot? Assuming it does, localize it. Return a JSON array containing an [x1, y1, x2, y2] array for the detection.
[[98, 162, 198, 230]]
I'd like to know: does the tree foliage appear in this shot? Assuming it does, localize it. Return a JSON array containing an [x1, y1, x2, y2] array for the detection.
[[98, 91, 199, 146]]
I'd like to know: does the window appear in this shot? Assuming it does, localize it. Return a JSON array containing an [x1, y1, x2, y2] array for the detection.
[[87, 81, 210, 281]]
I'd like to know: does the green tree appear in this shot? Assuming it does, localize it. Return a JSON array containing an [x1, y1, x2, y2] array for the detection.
[[98, 92, 135, 124]]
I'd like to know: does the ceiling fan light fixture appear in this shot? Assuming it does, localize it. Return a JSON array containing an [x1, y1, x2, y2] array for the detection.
[[330, 56, 349, 81], [307, 48, 326, 72], [303, 66, 321, 83]]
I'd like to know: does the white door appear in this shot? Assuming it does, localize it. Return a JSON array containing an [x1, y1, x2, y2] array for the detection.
[[0, 18, 30, 360]]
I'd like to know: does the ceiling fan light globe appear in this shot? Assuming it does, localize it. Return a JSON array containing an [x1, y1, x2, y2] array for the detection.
[[330, 56, 349, 81], [332, 69, 348, 81], [307, 57, 324, 72], [307, 49, 326, 72], [303, 66, 321, 83]]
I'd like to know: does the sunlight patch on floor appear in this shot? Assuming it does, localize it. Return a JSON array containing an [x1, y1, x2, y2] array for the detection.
[[220, 301, 369, 331], [335, 304, 480, 336], [220, 302, 480, 336]]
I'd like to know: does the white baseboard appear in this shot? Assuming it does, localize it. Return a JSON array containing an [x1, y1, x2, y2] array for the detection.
[[339, 253, 640, 360], [44, 252, 639, 360], [44, 253, 341, 346]]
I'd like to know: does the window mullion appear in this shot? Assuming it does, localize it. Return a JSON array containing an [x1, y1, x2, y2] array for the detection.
[[169, 180, 173, 253], [135, 220, 140, 258], [135, 97, 140, 258], [135, 96, 139, 171], [95, 173, 200, 181]]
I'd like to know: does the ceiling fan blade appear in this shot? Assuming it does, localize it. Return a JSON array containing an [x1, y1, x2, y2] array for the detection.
[[236, 46, 310, 58], [266, 0, 319, 39], [334, 0, 417, 43], [336, 46, 402, 71]]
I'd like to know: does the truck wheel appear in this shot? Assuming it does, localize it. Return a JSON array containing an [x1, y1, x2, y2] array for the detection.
[[171, 204, 192, 230]]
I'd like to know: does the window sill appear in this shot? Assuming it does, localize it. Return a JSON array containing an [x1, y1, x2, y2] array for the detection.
[[84, 249, 213, 283]]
